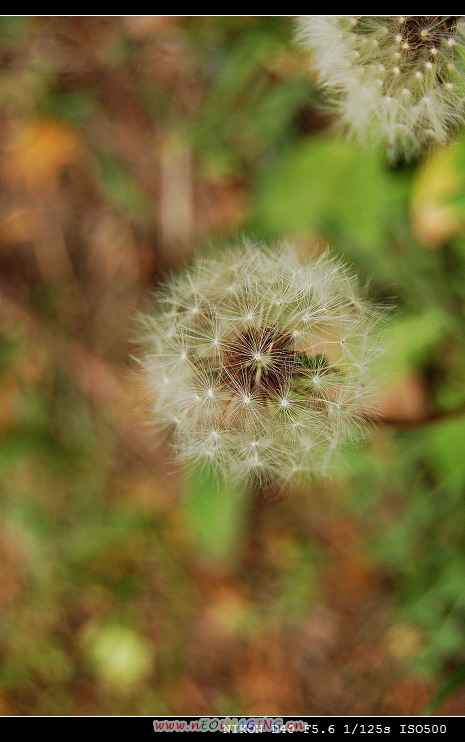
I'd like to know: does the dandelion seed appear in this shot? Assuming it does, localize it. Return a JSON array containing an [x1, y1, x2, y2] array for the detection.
[[136, 241, 383, 485], [296, 15, 465, 160]]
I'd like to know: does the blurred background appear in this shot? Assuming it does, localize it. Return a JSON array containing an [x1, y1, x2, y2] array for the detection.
[[1, 15, 465, 716]]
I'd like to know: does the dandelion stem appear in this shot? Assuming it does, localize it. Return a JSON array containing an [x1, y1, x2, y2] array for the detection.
[[240, 477, 284, 582]]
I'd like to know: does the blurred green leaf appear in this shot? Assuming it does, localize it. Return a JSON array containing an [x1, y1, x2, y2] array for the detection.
[[374, 308, 452, 385], [254, 137, 394, 247], [427, 417, 465, 490], [424, 662, 465, 715]]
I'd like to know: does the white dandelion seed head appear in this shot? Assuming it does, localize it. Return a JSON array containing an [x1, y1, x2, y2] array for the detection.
[[136, 241, 383, 485], [296, 15, 465, 160]]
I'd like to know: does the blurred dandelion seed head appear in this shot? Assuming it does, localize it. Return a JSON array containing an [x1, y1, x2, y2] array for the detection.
[[297, 15, 465, 160], [137, 241, 383, 485]]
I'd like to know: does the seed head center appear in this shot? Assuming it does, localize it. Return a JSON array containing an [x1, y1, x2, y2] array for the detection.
[[222, 325, 298, 398]]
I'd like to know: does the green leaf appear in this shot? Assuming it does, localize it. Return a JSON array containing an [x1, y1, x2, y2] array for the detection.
[[373, 308, 451, 385], [427, 416, 465, 490], [424, 662, 465, 715], [254, 137, 394, 247]]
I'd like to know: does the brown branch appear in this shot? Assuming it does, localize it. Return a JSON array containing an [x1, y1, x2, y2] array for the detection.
[[366, 402, 465, 428]]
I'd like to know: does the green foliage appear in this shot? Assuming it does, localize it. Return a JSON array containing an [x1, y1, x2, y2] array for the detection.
[[0, 16, 30, 46], [190, 18, 314, 176], [38, 90, 97, 126], [93, 151, 153, 221]]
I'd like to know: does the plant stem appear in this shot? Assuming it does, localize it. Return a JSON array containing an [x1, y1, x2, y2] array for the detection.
[[240, 477, 284, 582]]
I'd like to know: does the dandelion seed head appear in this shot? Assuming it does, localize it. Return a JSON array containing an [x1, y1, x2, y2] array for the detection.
[[137, 241, 383, 485], [296, 15, 465, 160]]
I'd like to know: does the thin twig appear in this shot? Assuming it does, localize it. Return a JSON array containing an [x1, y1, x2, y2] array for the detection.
[[367, 402, 465, 428]]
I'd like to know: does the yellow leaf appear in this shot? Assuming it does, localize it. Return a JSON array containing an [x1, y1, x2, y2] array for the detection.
[[3, 120, 81, 190], [411, 145, 463, 246]]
